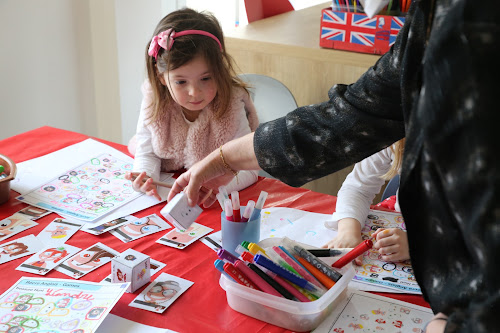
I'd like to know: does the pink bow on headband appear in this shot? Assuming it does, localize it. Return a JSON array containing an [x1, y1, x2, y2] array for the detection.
[[148, 29, 222, 59]]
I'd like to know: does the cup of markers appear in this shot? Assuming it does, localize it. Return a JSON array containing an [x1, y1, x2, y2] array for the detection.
[[218, 189, 268, 257]]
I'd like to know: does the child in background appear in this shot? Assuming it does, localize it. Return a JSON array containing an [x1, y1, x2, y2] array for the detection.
[[323, 139, 409, 264], [126, 8, 259, 201]]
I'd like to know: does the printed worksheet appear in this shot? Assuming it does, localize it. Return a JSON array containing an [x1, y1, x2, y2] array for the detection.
[[129, 273, 193, 313], [156, 222, 213, 249], [16, 153, 142, 222], [354, 210, 421, 294], [312, 290, 433, 333], [36, 218, 84, 246], [0, 276, 128, 332], [0, 235, 44, 265], [16, 244, 81, 275], [109, 214, 171, 243], [56, 242, 120, 279]]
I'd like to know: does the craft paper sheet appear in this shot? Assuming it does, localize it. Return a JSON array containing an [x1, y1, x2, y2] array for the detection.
[[354, 210, 421, 294], [0, 213, 38, 242], [156, 222, 213, 249], [312, 290, 433, 333], [81, 215, 136, 235], [16, 244, 81, 275], [16, 153, 142, 222], [36, 218, 84, 246], [109, 214, 171, 243], [0, 235, 44, 265], [129, 273, 193, 314], [11, 138, 174, 225], [56, 242, 120, 279], [0, 276, 128, 332]]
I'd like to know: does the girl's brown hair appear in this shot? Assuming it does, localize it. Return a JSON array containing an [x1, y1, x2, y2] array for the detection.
[[145, 8, 247, 123], [382, 138, 405, 180]]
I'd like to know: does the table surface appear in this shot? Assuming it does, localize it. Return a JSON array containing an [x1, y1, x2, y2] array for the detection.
[[0, 126, 429, 332]]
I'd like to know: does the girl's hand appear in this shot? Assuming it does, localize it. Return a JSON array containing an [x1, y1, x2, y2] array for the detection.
[[372, 228, 409, 262], [322, 218, 364, 265], [425, 313, 447, 333], [125, 171, 161, 201]]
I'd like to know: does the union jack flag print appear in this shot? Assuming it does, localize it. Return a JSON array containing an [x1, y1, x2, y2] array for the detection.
[[320, 8, 405, 55]]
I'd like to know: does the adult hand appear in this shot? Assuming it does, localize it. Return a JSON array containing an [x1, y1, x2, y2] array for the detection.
[[372, 228, 410, 262], [125, 171, 161, 201]]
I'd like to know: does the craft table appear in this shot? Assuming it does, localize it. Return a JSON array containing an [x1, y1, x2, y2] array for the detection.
[[0, 126, 429, 332]]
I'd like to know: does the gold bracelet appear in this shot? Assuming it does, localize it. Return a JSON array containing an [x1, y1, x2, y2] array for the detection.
[[219, 145, 239, 183]]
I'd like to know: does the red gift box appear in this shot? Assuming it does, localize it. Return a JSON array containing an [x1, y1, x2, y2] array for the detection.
[[319, 7, 405, 55]]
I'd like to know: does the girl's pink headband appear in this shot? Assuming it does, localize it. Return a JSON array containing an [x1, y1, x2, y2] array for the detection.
[[148, 28, 222, 59]]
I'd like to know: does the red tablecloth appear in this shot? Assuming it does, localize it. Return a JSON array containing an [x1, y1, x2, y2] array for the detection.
[[0, 126, 430, 332]]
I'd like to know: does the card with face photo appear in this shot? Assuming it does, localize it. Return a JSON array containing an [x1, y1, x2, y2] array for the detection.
[[200, 230, 222, 252], [55, 242, 119, 279], [101, 258, 166, 283], [0, 213, 38, 242], [109, 214, 171, 243], [36, 218, 84, 246], [81, 215, 136, 235], [0, 235, 45, 265], [129, 272, 193, 313], [156, 222, 213, 249], [16, 205, 52, 220], [16, 244, 81, 275]]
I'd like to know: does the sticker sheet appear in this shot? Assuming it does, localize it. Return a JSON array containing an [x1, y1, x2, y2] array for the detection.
[[129, 273, 193, 313], [36, 218, 84, 246], [313, 290, 433, 333], [16, 205, 52, 220], [200, 230, 222, 252], [101, 258, 166, 284], [81, 215, 136, 235], [156, 222, 213, 249], [109, 214, 171, 243], [16, 153, 142, 222], [354, 210, 421, 293], [56, 242, 120, 279], [0, 235, 44, 265], [16, 244, 81, 276], [0, 276, 128, 332], [0, 213, 38, 243]]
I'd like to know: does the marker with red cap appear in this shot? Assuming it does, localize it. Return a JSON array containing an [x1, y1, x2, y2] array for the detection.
[[231, 191, 241, 222], [224, 199, 233, 222], [331, 239, 373, 269]]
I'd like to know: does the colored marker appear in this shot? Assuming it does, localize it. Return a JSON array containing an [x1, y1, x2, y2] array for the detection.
[[332, 239, 374, 269], [241, 241, 250, 250], [235, 260, 283, 297], [293, 245, 343, 282], [217, 248, 239, 263], [250, 191, 268, 220], [223, 262, 259, 290], [241, 251, 254, 263], [256, 265, 310, 302], [231, 191, 241, 222], [306, 248, 343, 257], [296, 257, 336, 289], [248, 243, 267, 257], [241, 200, 255, 222], [214, 259, 236, 282], [254, 254, 315, 291], [224, 199, 233, 221], [218, 186, 229, 200], [246, 262, 296, 300]]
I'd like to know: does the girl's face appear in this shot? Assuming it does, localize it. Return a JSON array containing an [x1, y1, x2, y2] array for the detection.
[[162, 55, 217, 120]]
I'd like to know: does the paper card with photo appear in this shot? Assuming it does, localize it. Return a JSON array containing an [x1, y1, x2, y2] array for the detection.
[[0, 213, 38, 242], [0, 235, 45, 265], [56, 242, 119, 279], [129, 272, 193, 313], [16, 205, 52, 220], [200, 230, 222, 252], [101, 258, 166, 283], [36, 218, 84, 246], [156, 222, 213, 249], [16, 244, 81, 275], [81, 215, 136, 235], [109, 214, 171, 243]]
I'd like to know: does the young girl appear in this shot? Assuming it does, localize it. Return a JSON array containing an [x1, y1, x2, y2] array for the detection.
[[323, 139, 409, 264], [126, 8, 259, 200]]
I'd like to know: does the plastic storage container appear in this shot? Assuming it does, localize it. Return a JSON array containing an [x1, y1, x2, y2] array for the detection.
[[219, 237, 355, 332]]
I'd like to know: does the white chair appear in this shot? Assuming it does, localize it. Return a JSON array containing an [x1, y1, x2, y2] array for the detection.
[[238, 73, 298, 178]]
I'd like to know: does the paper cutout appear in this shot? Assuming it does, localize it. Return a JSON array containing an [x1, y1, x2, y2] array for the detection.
[[16, 244, 81, 275], [16, 205, 52, 220], [200, 230, 222, 252], [16, 153, 142, 222], [0, 213, 38, 242], [0, 235, 44, 265], [109, 214, 171, 243], [81, 215, 136, 235], [36, 218, 84, 246], [156, 222, 213, 249]]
